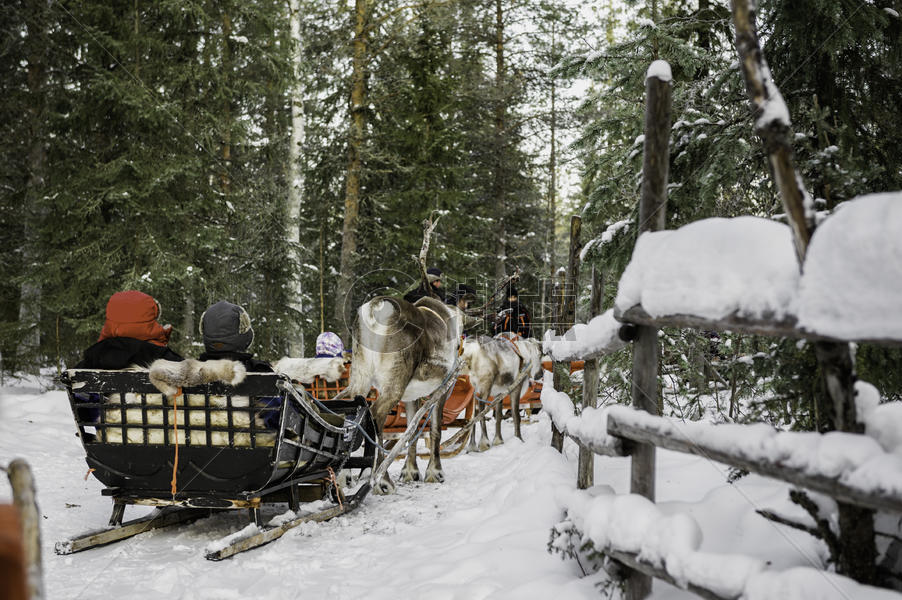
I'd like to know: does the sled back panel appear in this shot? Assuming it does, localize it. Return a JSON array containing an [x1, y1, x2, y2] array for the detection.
[[61, 369, 354, 497]]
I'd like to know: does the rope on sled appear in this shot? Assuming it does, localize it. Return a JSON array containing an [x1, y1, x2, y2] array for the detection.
[[170, 387, 183, 497]]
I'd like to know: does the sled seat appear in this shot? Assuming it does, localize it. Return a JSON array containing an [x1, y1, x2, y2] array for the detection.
[[382, 375, 475, 433], [308, 365, 378, 402], [61, 369, 371, 500]]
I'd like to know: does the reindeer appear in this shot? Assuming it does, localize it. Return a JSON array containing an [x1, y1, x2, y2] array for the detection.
[[461, 333, 543, 450], [345, 295, 463, 494]]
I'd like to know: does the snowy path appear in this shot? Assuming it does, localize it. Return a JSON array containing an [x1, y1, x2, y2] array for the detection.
[[1, 380, 832, 599]]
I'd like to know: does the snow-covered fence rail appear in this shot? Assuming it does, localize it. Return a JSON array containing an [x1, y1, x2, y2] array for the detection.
[[606, 404, 902, 515]]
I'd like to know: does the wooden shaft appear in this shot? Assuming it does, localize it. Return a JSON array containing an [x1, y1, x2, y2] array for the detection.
[[7, 459, 44, 600]]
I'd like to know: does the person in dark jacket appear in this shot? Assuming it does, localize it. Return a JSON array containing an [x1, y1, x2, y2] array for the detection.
[[198, 301, 285, 428], [403, 267, 446, 303], [76, 290, 183, 369], [493, 285, 532, 338], [198, 301, 273, 373], [74, 290, 183, 427], [446, 283, 477, 311]]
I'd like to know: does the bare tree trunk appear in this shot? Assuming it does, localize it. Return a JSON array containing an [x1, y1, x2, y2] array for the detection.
[[220, 10, 233, 195], [546, 20, 558, 316], [336, 0, 368, 343], [288, 0, 306, 356], [18, 0, 50, 367], [492, 0, 507, 280]]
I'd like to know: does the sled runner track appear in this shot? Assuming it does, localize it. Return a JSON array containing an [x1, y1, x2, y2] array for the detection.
[[205, 482, 372, 561], [55, 507, 210, 555]]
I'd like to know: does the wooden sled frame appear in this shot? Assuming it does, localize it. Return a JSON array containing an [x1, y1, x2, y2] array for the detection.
[[58, 369, 376, 558]]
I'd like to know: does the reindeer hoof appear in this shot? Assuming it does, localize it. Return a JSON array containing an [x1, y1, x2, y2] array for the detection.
[[477, 440, 491, 452], [372, 474, 396, 495], [399, 468, 421, 483], [492, 436, 504, 447], [424, 469, 445, 484]]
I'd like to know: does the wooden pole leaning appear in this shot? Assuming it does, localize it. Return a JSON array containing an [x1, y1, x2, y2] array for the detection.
[[7, 459, 44, 600], [729, 0, 875, 582]]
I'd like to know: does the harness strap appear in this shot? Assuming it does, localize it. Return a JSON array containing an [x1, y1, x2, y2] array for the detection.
[[499, 335, 524, 369]]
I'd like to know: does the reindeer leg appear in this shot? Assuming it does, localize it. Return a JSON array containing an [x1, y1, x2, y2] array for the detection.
[[477, 409, 491, 452], [425, 392, 447, 483], [399, 399, 422, 483], [466, 397, 482, 454], [492, 395, 504, 446], [512, 383, 523, 440], [369, 394, 400, 496]]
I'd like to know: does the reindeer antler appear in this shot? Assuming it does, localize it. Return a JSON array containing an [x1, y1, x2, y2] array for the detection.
[[414, 211, 442, 299]]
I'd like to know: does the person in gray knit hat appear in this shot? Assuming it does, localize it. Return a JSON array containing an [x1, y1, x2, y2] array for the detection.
[[198, 301, 273, 373]]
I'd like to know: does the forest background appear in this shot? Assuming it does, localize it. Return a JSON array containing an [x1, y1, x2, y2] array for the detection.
[[2, 0, 901, 428]]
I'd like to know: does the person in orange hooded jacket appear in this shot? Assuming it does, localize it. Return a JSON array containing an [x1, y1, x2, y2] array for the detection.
[[76, 290, 183, 370]]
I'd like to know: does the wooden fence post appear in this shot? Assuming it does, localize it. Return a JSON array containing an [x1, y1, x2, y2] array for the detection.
[[578, 267, 602, 489], [551, 270, 566, 453], [730, 0, 875, 583], [551, 217, 582, 452], [625, 61, 671, 600], [7, 459, 44, 600]]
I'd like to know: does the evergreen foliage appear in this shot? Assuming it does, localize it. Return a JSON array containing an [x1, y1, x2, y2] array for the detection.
[[0, 0, 578, 372], [565, 0, 902, 420]]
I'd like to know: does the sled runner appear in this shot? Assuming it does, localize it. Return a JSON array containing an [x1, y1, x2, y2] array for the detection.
[[57, 368, 376, 559]]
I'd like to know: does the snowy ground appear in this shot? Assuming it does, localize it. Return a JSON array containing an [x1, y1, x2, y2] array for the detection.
[[1, 375, 836, 600]]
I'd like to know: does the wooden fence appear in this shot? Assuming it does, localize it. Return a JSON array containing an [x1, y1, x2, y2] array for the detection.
[[543, 1, 902, 597]]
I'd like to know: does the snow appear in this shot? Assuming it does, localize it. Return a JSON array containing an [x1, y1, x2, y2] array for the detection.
[[857, 380, 902, 453], [2, 377, 899, 599], [604, 404, 902, 499], [542, 309, 626, 361], [744, 568, 902, 600], [797, 192, 902, 341], [538, 373, 901, 598], [756, 64, 791, 129], [604, 192, 902, 344], [538, 370, 621, 454], [615, 216, 799, 321], [647, 60, 672, 82], [581, 219, 632, 261]]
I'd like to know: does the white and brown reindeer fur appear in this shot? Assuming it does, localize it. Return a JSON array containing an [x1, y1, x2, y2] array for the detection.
[[346, 295, 463, 494], [460, 333, 543, 450]]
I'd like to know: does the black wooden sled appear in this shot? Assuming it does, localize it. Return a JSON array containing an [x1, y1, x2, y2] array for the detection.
[[56, 368, 376, 559]]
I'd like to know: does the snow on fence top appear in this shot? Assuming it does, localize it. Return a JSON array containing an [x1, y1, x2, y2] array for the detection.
[[538, 370, 624, 456], [646, 59, 672, 82], [607, 381, 902, 502], [797, 192, 902, 340], [613, 191, 902, 343], [562, 487, 901, 600], [615, 215, 798, 321], [542, 309, 626, 362]]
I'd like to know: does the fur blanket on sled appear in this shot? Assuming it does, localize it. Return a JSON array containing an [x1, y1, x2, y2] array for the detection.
[[148, 359, 247, 397], [273, 356, 346, 383], [147, 356, 346, 396]]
